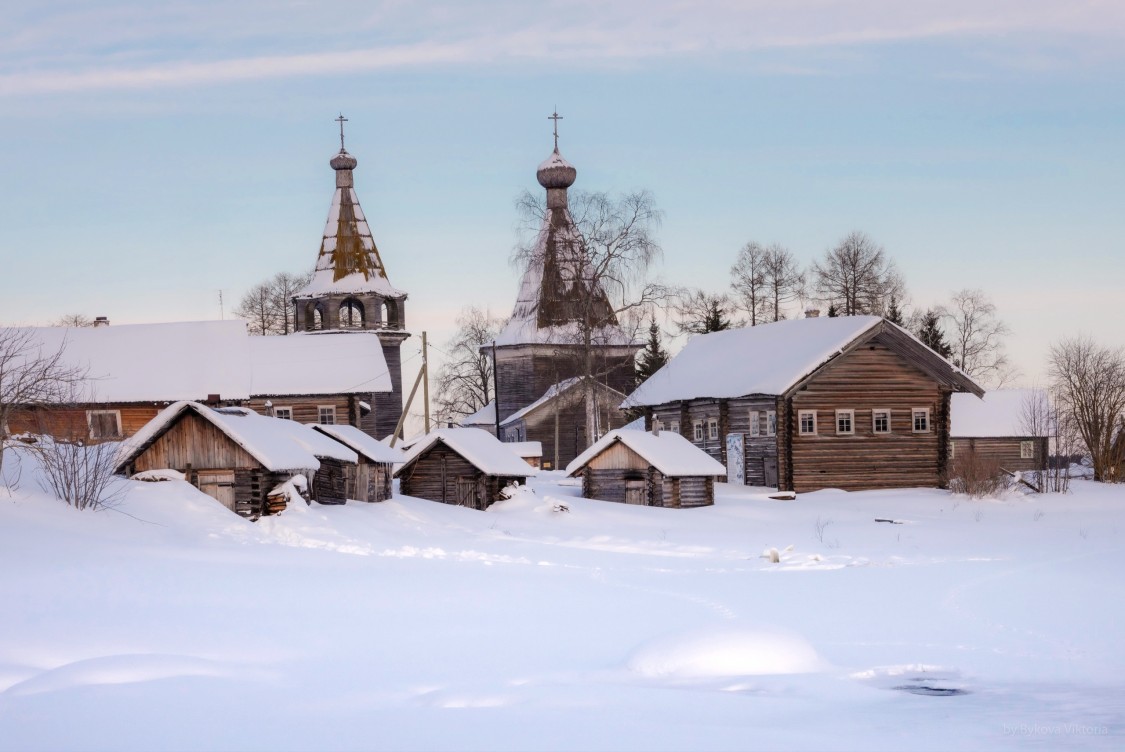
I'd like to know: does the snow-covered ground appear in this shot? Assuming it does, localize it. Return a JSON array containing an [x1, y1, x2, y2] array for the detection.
[[1, 451, 1122, 751]]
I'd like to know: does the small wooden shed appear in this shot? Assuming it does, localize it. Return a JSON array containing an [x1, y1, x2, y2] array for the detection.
[[115, 401, 358, 518], [311, 423, 404, 502], [395, 428, 534, 510], [951, 390, 1049, 475], [566, 428, 726, 508]]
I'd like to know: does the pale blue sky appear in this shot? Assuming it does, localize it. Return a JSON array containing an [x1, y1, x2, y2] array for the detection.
[[1, 1, 1123, 387]]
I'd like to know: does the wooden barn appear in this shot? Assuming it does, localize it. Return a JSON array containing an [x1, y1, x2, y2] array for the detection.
[[115, 401, 359, 518], [310, 423, 404, 502], [951, 390, 1049, 476], [566, 428, 726, 508], [3, 320, 393, 444], [395, 428, 534, 510], [499, 377, 631, 470], [624, 315, 984, 493], [506, 440, 543, 469]]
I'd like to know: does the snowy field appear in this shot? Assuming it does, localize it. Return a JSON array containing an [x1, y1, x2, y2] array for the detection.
[[2, 453, 1123, 751]]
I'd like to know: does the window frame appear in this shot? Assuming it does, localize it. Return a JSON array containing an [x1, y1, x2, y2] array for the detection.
[[766, 410, 777, 437], [798, 410, 817, 436], [835, 409, 855, 436], [1020, 440, 1035, 459], [318, 405, 337, 425], [707, 418, 719, 441], [872, 408, 892, 435], [670, 420, 680, 435], [273, 406, 293, 420], [693, 420, 704, 442], [86, 409, 122, 440], [748, 410, 760, 438], [912, 407, 930, 433]]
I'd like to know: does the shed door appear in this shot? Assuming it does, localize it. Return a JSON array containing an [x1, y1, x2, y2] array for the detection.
[[763, 456, 778, 488], [456, 476, 479, 510], [726, 433, 745, 485], [197, 471, 236, 511], [625, 479, 647, 505]]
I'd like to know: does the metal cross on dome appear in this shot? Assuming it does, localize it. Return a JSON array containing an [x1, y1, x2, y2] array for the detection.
[[548, 110, 563, 151], [335, 113, 348, 151]]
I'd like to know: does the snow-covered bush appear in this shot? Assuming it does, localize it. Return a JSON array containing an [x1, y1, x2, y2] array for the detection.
[[32, 438, 123, 511], [948, 452, 1010, 499]]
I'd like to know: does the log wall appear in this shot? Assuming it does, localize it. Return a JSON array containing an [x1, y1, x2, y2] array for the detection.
[[950, 436, 1049, 473], [398, 444, 526, 509]]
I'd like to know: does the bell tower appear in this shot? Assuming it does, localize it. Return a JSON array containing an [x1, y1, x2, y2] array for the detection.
[[293, 115, 410, 438]]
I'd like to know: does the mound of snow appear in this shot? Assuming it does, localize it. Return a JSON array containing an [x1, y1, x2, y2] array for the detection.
[[627, 626, 823, 678]]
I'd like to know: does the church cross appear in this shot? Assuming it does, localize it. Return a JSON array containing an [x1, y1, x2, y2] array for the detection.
[[548, 109, 563, 151], [336, 113, 349, 151]]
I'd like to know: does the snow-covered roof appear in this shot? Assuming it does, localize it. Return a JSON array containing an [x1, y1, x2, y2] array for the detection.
[[459, 400, 496, 428], [310, 423, 405, 464], [500, 377, 628, 427], [506, 441, 543, 458], [625, 316, 982, 407], [3, 321, 389, 404], [951, 389, 1046, 438], [117, 401, 356, 474], [248, 331, 391, 395], [395, 428, 536, 478], [566, 429, 726, 478]]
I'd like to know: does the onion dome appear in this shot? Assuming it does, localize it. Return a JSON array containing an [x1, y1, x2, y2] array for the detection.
[[536, 149, 576, 189], [330, 149, 358, 171]]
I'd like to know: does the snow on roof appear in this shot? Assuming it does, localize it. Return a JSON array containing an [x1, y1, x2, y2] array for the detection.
[[310, 423, 405, 464], [7, 320, 252, 403], [3, 321, 390, 404], [951, 389, 1046, 438], [248, 331, 391, 395], [624, 316, 885, 406], [395, 428, 536, 478], [506, 441, 543, 458], [566, 429, 726, 478], [500, 377, 582, 426], [459, 400, 496, 427], [118, 402, 356, 474]]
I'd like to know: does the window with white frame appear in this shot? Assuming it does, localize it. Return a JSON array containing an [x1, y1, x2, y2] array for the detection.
[[836, 409, 855, 435], [670, 420, 680, 434], [748, 410, 760, 437], [950, 440, 956, 458], [798, 410, 817, 435], [707, 419, 719, 440], [693, 421, 704, 442], [318, 405, 336, 425], [87, 410, 122, 440], [912, 408, 930, 433], [872, 408, 891, 434], [273, 406, 293, 420], [766, 410, 777, 437], [1020, 440, 1034, 459]]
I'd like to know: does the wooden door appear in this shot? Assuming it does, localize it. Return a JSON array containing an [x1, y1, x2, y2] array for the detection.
[[625, 478, 646, 505], [456, 476, 479, 509], [197, 471, 236, 511], [763, 456, 778, 488]]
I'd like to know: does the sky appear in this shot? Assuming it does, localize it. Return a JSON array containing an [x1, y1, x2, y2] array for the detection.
[[1, 0, 1123, 394]]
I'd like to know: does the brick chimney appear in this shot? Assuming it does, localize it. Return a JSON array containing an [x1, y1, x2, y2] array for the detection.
[[93, 316, 110, 327], [804, 308, 821, 319]]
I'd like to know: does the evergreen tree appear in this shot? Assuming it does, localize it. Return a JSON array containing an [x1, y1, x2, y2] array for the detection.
[[885, 294, 904, 325], [635, 317, 669, 383], [827, 304, 839, 318], [916, 308, 953, 358]]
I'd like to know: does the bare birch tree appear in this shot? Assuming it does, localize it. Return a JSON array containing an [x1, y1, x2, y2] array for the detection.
[[812, 231, 902, 316], [0, 328, 88, 478], [235, 270, 314, 335], [235, 281, 274, 336], [1048, 337, 1125, 482], [434, 307, 503, 424], [761, 244, 805, 322], [513, 189, 665, 446], [943, 289, 1013, 386], [671, 288, 739, 336], [730, 241, 768, 325]]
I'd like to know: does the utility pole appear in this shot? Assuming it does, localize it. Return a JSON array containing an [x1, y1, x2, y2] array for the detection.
[[218, 290, 224, 319], [491, 340, 501, 440], [422, 331, 431, 434]]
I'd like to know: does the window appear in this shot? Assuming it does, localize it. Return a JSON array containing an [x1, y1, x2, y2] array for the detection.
[[912, 408, 930, 433], [318, 405, 336, 425], [707, 419, 719, 440], [872, 409, 891, 434], [766, 410, 777, 437], [670, 420, 680, 434], [836, 409, 855, 435], [950, 440, 956, 458], [693, 421, 704, 442], [1020, 441, 1034, 459], [339, 300, 364, 329], [87, 410, 122, 440], [798, 410, 817, 435], [273, 406, 293, 420], [748, 411, 760, 437]]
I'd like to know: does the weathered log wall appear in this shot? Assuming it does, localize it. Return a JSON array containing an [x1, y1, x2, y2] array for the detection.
[[950, 436, 1048, 473]]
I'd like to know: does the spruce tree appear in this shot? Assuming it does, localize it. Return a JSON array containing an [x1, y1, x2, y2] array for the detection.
[[827, 304, 839, 318], [916, 309, 953, 358], [635, 318, 669, 382], [885, 294, 904, 325]]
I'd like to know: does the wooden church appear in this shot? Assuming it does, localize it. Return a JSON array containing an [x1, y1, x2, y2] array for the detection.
[[485, 116, 639, 468], [291, 117, 410, 439]]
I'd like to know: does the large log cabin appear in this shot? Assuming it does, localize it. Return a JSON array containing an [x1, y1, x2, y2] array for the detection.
[[624, 315, 984, 493], [566, 428, 726, 508], [4, 320, 392, 443]]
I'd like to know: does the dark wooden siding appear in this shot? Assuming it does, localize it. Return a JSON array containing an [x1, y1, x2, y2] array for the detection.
[[787, 339, 946, 492], [312, 457, 349, 504], [133, 412, 260, 471], [950, 436, 1048, 473], [11, 404, 167, 442], [398, 444, 526, 510], [726, 396, 782, 486], [578, 442, 712, 507]]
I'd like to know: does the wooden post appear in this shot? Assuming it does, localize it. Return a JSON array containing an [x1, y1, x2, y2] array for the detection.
[[492, 340, 501, 440], [390, 363, 426, 448], [422, 331, 431, 434]]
